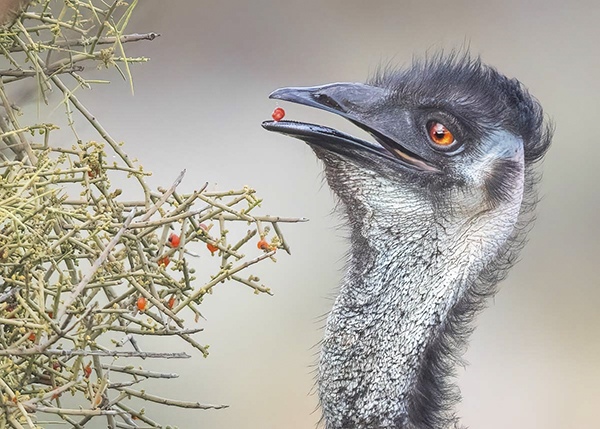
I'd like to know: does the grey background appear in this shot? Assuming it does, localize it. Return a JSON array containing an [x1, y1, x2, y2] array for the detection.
[[30, 1, 600, 428]]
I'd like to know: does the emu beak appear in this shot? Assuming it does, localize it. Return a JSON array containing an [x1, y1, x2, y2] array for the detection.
[[262, 83, 439, 173]]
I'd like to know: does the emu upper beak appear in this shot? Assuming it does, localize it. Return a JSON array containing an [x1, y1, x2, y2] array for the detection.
[[261, 83, 439, 173]]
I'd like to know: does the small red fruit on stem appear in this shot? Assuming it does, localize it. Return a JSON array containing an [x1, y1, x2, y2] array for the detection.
[[257, 239, 273, 251], [206, 243, 219, 254], [272, 107, 285, 122], [158, 256, 170, 267], [83, 362, 92, 378], [168, 233, 180, 247], [137, 296, 147, 311], [167, 295, 176, 309]]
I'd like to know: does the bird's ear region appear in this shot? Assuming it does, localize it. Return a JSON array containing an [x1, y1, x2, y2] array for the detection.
[[458, 130, 525, 208]]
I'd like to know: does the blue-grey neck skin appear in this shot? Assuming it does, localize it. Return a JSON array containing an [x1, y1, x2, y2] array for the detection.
[[316, 132, 530, 429]]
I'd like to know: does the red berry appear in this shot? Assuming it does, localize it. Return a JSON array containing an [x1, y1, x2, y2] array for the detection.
[[167, 295, 176, 309], [28, 332, 36, 341], [272, 107, 285, 122], [257, 239, 271, 250], [83, 362, 92, 378], [137, 296, 147, 311], [168, 233, 180, 247], [158, 256, 170, 267], [206, 243, 219, 254]]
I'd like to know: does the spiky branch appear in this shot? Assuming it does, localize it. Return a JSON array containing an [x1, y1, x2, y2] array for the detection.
[[0, 1, 304, 427]]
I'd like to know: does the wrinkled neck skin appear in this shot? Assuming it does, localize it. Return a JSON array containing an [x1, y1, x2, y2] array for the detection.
[[318, 155, 525, 429]]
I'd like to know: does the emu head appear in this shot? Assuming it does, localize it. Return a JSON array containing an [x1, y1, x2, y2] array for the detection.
[[265, 55, 550, 240], [262, 54, 552, 429]]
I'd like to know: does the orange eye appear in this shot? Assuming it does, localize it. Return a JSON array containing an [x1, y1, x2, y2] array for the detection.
[[428, 122, 455, 146]]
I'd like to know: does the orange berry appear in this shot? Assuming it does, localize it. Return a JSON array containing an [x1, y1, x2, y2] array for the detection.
[[167, 295, 176, 309], [83, 362, 92, 378], [257, 239, 271, 251], [28, 332, 36, 341], [158, 256, 170, 267], [272, 107, 285, 122], [137, 296, 147, 311], [206, 243, 219, 254], [168, 233, 180, 247]]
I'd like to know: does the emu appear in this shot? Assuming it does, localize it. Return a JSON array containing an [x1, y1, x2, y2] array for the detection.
[[262, 54, 552, 429]]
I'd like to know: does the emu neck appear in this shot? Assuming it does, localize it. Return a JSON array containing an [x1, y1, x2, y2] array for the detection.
[[318, 205, 518, 429]]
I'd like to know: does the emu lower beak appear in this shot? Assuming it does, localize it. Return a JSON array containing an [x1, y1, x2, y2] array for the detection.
[[261, 83, 439, 173]]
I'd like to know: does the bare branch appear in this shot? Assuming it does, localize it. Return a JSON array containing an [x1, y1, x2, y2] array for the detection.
[[113, 387, 228, 410]]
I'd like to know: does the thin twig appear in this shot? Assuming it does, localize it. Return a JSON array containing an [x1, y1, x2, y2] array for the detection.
[[113, 387, 228, 410], [0, 349, 191, 358], [8, 32, 160, 53]]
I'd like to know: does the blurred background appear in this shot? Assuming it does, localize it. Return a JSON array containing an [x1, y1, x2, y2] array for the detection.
[[20, 0, 600, 428]]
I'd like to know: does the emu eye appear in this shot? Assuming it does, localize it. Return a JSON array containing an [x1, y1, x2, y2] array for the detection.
[[427, 121, 456, 147]]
